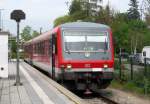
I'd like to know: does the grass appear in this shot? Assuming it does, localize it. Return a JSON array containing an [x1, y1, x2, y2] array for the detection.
[[112, 59, 150, 98], [111, 66, 150, 96], [110, 79, 150, 97]]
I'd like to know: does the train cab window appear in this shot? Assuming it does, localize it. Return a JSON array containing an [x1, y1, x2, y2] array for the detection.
[[63, 31, 109, 52]]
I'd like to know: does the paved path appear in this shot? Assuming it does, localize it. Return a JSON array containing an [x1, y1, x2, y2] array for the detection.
[[0, 62, 85, 104]]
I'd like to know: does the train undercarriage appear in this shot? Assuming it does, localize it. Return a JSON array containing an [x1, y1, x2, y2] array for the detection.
[[57, 70, 113, 93], [25, 59, 113, 93]]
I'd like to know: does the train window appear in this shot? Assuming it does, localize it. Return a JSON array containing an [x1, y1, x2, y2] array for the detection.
[[49, 38, 52, 55], [63, 31, 109, 52], [87, 35, 107, 42], [42, 42, 45, 54], [39, 42, 41, 54], [36, 44, 38, 54], [37, 43, 39, 54], [37, 42, 43, 55]]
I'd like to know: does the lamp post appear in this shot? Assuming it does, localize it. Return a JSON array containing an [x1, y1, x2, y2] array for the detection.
[[10, 10, 25, 86]]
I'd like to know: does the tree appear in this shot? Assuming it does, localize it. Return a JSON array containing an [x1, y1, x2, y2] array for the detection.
[[54, 15, 72, 27], [69, 0, 82, 15], [21, 26, 32, 41], [53, 0, 150, 54], [96, 5, 114, 25], [145, 0, 150, 25], [9, 37, 17, 58], [127, 0, 140, 20], [145, 15, 150, 25], [32, 30, 40, 38]]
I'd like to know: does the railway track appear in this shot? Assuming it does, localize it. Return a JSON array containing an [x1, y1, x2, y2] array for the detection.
[[72, 90, 119, 104], [96, 94, 119, 104]]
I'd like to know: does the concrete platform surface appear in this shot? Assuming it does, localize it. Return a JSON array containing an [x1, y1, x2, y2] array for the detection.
[[0, 62, 86, 104]]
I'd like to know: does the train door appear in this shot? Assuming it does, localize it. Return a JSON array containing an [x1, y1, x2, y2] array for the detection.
[[51, 33, 57, 80]]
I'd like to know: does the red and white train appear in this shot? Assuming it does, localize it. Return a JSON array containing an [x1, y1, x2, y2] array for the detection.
[[24, 22, 114, 91]]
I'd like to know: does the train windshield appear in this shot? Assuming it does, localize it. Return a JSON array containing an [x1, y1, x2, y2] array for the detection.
[[63, 31, 109, 53]]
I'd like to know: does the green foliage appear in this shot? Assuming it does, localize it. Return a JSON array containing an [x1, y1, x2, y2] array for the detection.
[[70, 10, 88, 21], [96, 5, 114, 24], [127, 0, 140, 20], [11, 52, 17, 59], [124, 81, 144, 94], [114, 60, 120, 70], [32, 30, 40, 38], [111, 80, 149, 95], [9, 38, 17, 58], [54, 0, 103, 27], [69, 0, 82, 15], [54, 0, 150, 53], [54, 15, 72, 27], [11, 40, 17, 53], [21, 26, 32, 41], [21, 26, 40, 41], [111, 16, 130, 53], [111, 15, 150, 53], [113, 60, 150, 96]]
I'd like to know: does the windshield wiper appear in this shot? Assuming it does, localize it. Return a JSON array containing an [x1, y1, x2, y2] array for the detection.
[[104, 38, 108, 53], [65, 42, 71, 54]]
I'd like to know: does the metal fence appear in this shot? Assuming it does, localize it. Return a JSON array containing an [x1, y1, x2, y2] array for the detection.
[[114, 56, 150, 95]]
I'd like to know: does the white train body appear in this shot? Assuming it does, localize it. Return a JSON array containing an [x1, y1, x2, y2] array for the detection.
[[141, 46, 150, 64]]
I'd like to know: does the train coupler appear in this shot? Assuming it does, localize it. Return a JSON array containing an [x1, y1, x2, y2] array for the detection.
[[84, 72, 92, 94], [84, 88, 92, 95]]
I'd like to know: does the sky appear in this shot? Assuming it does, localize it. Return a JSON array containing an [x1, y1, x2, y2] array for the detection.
[[0, 0, 143, 35]]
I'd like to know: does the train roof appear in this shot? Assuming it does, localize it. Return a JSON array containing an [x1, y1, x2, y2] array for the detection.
[[25, 31, 51, 45], [60, 22, 110, 30], [25, 22, 110, 45]]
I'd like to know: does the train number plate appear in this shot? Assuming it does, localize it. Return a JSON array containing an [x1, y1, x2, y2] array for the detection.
[[92, 68, 102, 72]]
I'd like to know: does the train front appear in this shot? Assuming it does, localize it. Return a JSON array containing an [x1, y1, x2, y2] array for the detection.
[[57, 22, 114, 91]]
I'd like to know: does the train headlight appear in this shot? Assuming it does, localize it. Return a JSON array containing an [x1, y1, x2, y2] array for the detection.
[[104, 64, 108, 68], [67, 64, 72, 69]]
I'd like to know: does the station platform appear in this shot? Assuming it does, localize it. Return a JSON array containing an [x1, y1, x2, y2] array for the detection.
[[0, 62, 86, 104]]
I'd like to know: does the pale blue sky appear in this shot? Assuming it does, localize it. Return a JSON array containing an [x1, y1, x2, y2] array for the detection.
[[0, 0, 143, 35]]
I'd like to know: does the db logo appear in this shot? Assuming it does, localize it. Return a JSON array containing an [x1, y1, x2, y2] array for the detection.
[[84, 64, 91, 68]]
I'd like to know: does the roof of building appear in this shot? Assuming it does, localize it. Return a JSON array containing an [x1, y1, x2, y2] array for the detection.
[[0, 31, 9, 36]]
